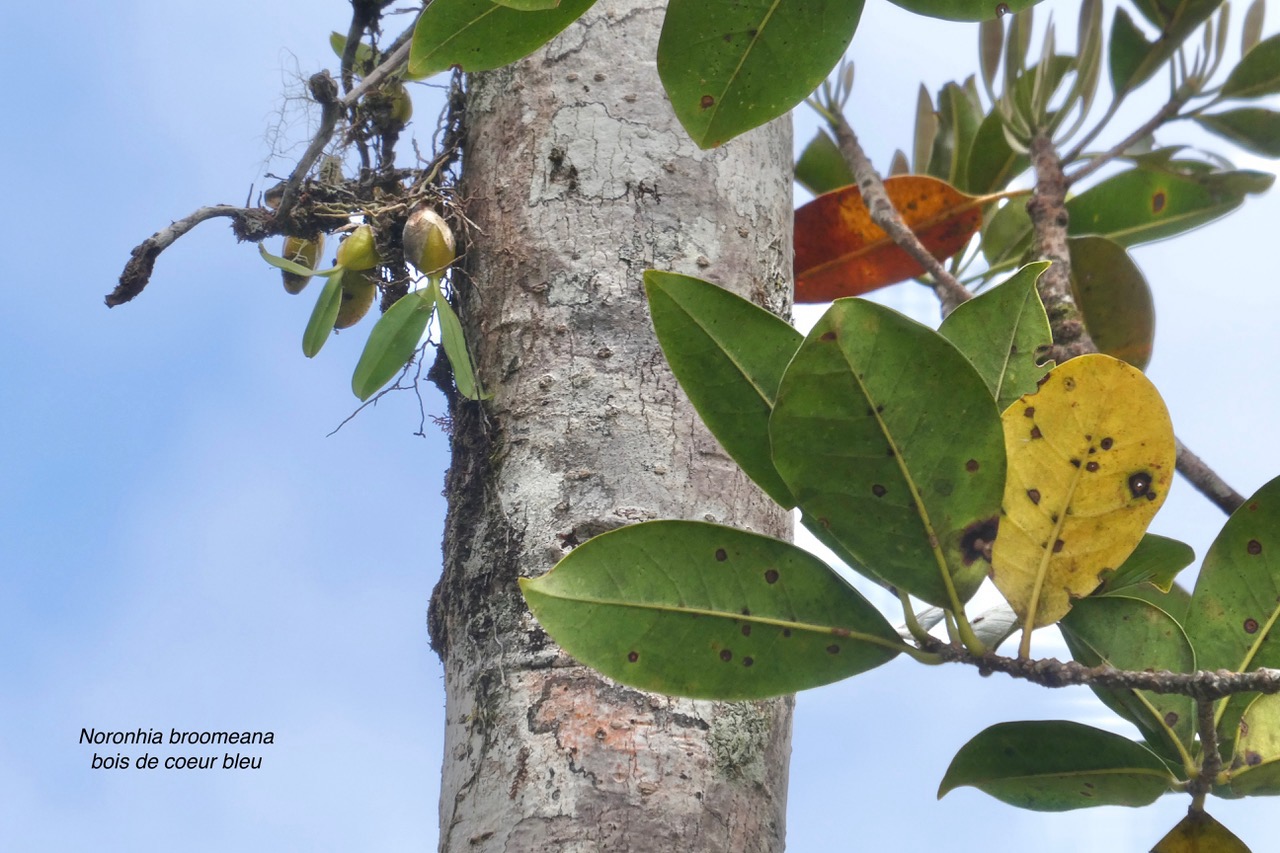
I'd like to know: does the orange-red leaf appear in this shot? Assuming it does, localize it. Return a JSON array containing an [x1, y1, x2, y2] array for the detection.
[[794, 176, 985, 303]]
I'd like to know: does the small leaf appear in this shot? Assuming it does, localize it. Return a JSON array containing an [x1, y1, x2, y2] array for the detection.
[[1226, 693, 1280, 796], [429, 279, 488, 400], [657, 0, 865, 149], [351, 288, 435, 400], [1066, 167, 1274, 248], [1184, 475, 1280, 757], [1061, 595, 1196, 762], [258, 242, 339, 279], [992, 354, 1176, 630], [302, 269, 345, 358], [927, 79, 983, 188], [408, 0, 596, 77], [520, 521, 902, 700], [912, 84, 938, 174], [794, 176, 986, 302], [1067, 235, 1155, 369], [965, 110, 1030, 194], [938, 261, 1053, 412], [1097, 533, 1195, 595], [979, 17, 1004, 97], [329, 31, 379, 75], [1225, 32, 1280, 99], [795, 130, 855, 196], [980, 197, 1034, 267], [889, 149, 911, 176], [771, 300, 1005, 608], [1195, 108, 1280, 158], [938, 720, 1176, 810], [1241, 0, 1265, 57], [884, 0, 1042, 22], [645, 271, 801, 507]]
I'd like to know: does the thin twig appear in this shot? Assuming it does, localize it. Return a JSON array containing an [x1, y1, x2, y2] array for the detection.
[[829, 113, 973, 315], [1065, 95, 1188, 187], [1188, 697, 1222, 809], [928, 639, 1280, 699], [1177, 438, 1246, 514]]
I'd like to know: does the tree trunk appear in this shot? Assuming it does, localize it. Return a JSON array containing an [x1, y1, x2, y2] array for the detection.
[[429, 1, 795, 849]]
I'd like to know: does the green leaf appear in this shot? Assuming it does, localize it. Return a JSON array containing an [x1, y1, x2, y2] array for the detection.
[[1226, 692, 1280, 796], [491, 0, 561, 9], [1241, 0, 1266, 56], [302, 269, 345, 358], [329, 31, 379, 75], [884, 0, 1042, 22], [927, 80, 983, 188], [913, 85, 938, 174], [520, 520, 902, 700], [1195, 108, 1280, 158], [1066, 167, 1274, 247], [1097, 533, 1195, 595], [1067, 235, 1155, 370], [1061, 596, 1196, 763], [1152, 810, 1253, 852], [938, 261, 1053, 412], [645, 271, 801, 508], [1185, 475, 1280, 756], [1109, 7, 1156, 95], [407, 0, 596, 77], [965, 110, 1029, 194], [351, 288, 435, 400], [1120, 0, 1224, 93], [258, 243, 340, 279], [938, 720, 1177, 810], [979, 17, 1004, 99], [429, 279, 488, 400], [770, 300, 1005, 609], [657, 0, 864, 149], [980, 197, 1033, 268], [795, 130, 855, 196]]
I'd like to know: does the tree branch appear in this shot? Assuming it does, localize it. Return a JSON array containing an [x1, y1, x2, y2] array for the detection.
[[829, 113, 973, 315], [928, 639, 1280, 699], [106, 206, 272, 307], [1177, 438, 1246, 515], [1188, 697, 1222, 808], [1065, 94, 1188, 187]]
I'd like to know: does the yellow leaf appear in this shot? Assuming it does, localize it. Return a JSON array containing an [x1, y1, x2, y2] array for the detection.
[[1150, 810, 1252, 852], [992, 354, 1175, 638]]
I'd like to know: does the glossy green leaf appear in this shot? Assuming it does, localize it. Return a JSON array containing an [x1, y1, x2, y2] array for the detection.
[[1196, 108, 1280, 157], [408, 0, 596, 77], [1226, 693, 1280, 796], [770, 300, 1005, 609], [520, 521, 902, 700], [351, 288, 435, 400], [302, 269, 345, 358], [796, 130, 855, 196], [1152, 810, 1253, 852], [938, 261, 1053, 412], [645, 271, 800, 508], [1067, 235, 1155, 370], [1185, 475, 1280, 756], [430, 279, 488, 400], [965, 110, 1029, 194], [885, 0, 1042, 22], [1066, 167, 1274, 248], [258, 243, 340, 279], [939, 720, 1176, 810], [1061, 596, 1196, 763], [491, 0, 561, 9], [1097, 533, 1195, 595], [657, 0, 863, 149]]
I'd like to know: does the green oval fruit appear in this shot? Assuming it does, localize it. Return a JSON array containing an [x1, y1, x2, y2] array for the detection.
[[281, 234, 324, 294], [336, 224, 380, 271], [402, 208, 455, 275], [335, 268, 379, 329]]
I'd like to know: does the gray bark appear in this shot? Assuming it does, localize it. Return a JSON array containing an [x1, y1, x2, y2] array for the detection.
[[429, 1, 796, 850]]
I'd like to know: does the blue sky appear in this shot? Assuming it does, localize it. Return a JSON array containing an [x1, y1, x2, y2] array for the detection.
[[3, 1, 1278, 850]]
